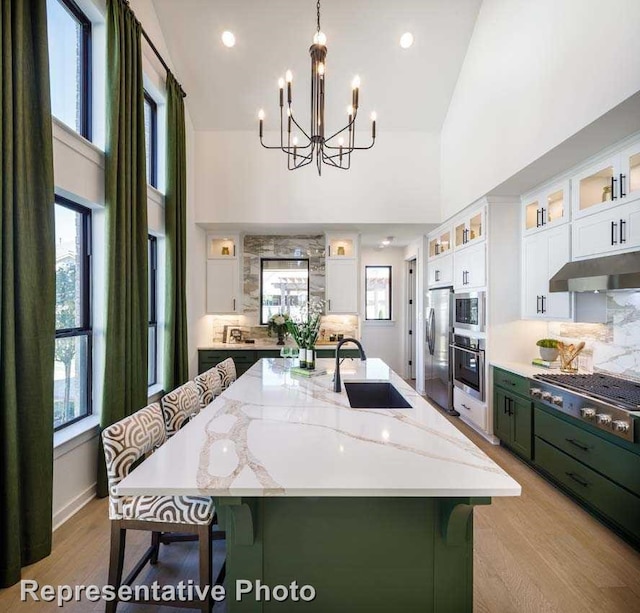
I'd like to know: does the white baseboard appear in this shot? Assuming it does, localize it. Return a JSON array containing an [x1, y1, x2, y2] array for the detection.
[[458, 415, 500, 445], [52, 483, 97, 531]]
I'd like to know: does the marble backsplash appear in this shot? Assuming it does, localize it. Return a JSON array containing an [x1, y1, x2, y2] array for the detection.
[[549, 290, 640, 381], [208, 314, 359, 344]]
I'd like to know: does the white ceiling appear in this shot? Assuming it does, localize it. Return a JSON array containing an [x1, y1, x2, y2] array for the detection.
[[151, 0, 481, 132]]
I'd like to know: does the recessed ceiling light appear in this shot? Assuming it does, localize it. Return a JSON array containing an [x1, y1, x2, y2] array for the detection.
[[381, 236, 394, 246], [221, 31, 236, 48], [400, 32, 414, 49]]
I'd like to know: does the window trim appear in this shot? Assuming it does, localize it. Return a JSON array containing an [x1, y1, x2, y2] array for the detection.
[[144, 91, 158, 188], [53, 0, 93, 140], [364, 265, 392, 321], [259, 258, 310, 325], [148, 235, 158, 388], [54, 195, 93, 432]]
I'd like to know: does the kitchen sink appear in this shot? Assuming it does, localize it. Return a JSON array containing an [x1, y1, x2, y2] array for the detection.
[[344, 382, 412, 409]]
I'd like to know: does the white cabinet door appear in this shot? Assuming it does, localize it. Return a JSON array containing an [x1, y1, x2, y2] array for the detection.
[[572, 207, 622, 259], [545, 225, 572, 320], [428, 254, 453, 287], [206, 259, 239, 313], [454, 243, 485, 290], [522, 225, 571, 320], [626, 200, 640, 248], [326, 259, 358, 313]]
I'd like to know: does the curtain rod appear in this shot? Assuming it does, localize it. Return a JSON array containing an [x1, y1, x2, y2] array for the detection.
[[141, 28, 186, 99], [122, 0, 187, 98]]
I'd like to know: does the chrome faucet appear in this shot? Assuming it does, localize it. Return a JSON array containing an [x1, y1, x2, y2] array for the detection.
[[333, 338, 367, 392]]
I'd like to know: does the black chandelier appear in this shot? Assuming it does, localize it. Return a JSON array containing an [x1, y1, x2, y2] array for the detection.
[[257, 0, 376, 175]]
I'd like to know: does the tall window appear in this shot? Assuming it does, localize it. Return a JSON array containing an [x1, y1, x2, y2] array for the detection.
[[144, 92, 158, 188], [148, 235, 158, 387], [46, 0, 92, 139], [365, 266, 392, 320], [55, 198, 92, 430]]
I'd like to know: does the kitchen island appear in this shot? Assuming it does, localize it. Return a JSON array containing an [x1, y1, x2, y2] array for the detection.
[[118, 358, 520, 612]]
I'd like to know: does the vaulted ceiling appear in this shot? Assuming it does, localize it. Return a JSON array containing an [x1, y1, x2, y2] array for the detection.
[[151, 0, 481, 132]]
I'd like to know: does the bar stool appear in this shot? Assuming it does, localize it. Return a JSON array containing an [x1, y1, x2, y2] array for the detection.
[[194, 367, 223, 409], [161, 380, 200, 438], [216, 357, 237, 390]]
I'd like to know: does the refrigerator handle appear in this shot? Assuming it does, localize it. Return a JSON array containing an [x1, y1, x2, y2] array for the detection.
[[427, 309, 435, 355]]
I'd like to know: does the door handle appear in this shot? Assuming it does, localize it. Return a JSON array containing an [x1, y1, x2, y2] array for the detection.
[[611, 220, 618, 245], [536, 209, 541, 228], [540, 207, 546, 226], [435, 270, 440, 282], [620, 219, 627, 243], [611, 176, 618, 200], [620, 173, 626, 198], [233, 298, 236, 310], [536, 295, 541, 314], [541, 295, 546, 314]]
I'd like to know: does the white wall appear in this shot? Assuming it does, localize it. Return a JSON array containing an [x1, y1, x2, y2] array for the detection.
[[360, 247, 407, 375], [194, 130, 441, 224], [440, 0, 640, 219]]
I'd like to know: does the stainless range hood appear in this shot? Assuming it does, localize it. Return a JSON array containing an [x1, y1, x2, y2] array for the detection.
[[549, 251, 640, 293]]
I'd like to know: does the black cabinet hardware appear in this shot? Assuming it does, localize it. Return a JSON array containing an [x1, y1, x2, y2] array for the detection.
[[611, 220, 618, 245], [536, 295, 541, 314], [435, 243, 440, 255], [540, 207, 546, 226], [611, 176, 618, 200], [461, 403, 471, 411], [620, 219, 627, 244], [536, 209, 541, 228], [566, 472, 589, 487], [233, 298, 236, 310], [541, 295, 546, 314], [565, 438, 589, 451], [435, 270, 440, 282], [620, 173, 626, 198]]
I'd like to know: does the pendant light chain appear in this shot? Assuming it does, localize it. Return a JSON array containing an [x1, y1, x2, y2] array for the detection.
[[317, 0, 321, 33]]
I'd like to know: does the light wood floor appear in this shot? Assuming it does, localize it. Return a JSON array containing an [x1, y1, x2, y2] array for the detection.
[[1, 412, 640, 612]]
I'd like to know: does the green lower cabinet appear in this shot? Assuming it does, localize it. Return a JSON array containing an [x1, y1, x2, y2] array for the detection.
[[535, 437, 640, 544], [493, 381, 533, 461], [217, 496, 489, 612]]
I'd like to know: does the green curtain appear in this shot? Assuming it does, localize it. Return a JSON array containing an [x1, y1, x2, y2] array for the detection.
[[164, 73, 189, 390], [0, 0, 56, 588], [98, 0, 148, 497]]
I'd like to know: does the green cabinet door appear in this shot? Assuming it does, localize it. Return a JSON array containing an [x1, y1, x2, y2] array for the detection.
[[510, 395, 533, 460], [493, 388, 512, 443]]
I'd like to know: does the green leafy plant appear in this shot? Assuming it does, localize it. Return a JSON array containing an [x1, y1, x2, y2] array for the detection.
[[536, 338, 558, 349], [286, 299, 325, 349], [267, 313, 290, 337]]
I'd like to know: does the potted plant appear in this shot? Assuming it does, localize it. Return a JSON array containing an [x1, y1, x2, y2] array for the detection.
[[267, 313, 290, 345], [286, 299, 324, 368], [536, 338, 559, 362]]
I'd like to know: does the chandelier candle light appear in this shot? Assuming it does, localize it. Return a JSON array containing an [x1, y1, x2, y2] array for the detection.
[[257, 0, 376, 175]]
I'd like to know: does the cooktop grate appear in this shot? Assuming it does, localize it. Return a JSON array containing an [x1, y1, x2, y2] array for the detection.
[[534, 373, 640, 409]]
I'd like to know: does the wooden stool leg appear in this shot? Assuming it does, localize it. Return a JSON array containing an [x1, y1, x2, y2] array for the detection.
[[106, 521, 126, 613], [150, 531, 161, 565], [198, 523, 212, 613]]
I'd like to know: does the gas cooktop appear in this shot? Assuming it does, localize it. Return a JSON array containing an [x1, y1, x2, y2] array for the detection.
[[533, 372, 640, 411]]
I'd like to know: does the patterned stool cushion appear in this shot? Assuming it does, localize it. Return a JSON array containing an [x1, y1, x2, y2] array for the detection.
[[216, 357, 237, 390], [194, 367, 223, 408], [161, 380, 200, 437], [121, 494, 214, 525]]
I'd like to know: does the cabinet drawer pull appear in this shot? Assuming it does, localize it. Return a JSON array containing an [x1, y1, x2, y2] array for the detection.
[[540, 207, 546, 226], [620, 219, 627, 244], [461, 403, 471, 411], [620, 173, 626, 198], [565, 438, 589, 451], [565, 472, 589, 487], [611, 221, 618, 245]]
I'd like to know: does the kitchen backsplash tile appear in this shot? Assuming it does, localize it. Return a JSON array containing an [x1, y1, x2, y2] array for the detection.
[[549, 290, 640, 381]]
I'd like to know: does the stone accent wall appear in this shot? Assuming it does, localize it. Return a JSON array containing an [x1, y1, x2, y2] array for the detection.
[[549, 291, 640, 381]]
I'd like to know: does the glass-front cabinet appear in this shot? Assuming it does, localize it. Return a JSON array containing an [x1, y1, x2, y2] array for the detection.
[[327, 235, 357, 259], [522, 181, 569, 235], [571, 144, 640, 219], [207, 234, 239, 259], [454, 206, 485, 250], [428, 227, 452, 259]]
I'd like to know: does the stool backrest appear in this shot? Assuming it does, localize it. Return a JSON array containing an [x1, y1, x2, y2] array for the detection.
[[102, 402, 166, 518], [194, 367, 223, 408], [216, 357, 237, 390], [161, 380, 200, 437]]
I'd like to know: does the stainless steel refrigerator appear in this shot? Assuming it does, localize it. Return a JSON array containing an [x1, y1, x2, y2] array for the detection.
[[425, 286, 456, 414]]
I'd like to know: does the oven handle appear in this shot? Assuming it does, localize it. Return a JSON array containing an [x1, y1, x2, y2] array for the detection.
[[449, 344, 483, 356]]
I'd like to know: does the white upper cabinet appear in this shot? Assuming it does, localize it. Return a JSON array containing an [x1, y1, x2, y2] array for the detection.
[[522, 224, 572, 320], [453, 206, 486, 250], [619, 141, 640, 202], [573, 198, 640, 259], [427, 227, 453, 260], [206, 233, 241, 314], [522, 180, 569, 235], [325, 233, 359, 313], [428, 253, 453, 288], [454, 242, 486, 290]]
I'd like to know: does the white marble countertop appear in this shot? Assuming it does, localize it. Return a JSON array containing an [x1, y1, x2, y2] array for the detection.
[[490, 359, 559, 379], [118, 358, 521, 498], [199, 343, 347, 351]]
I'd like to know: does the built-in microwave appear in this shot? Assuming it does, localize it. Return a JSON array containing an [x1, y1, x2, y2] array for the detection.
[[453, 291, 486, 333]]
